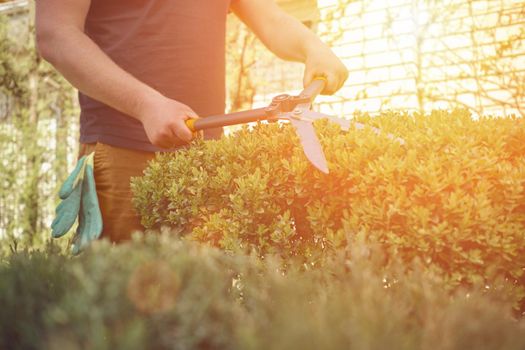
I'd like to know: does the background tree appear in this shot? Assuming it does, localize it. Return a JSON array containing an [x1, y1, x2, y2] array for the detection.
[[0, 3, 77, 248]]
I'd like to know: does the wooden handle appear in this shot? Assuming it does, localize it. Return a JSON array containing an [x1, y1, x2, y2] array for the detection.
[[184, 107, 267, 132], [184, 77, 327, 132]]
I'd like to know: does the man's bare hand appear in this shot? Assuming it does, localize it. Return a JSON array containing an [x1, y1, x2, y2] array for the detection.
[[139, 95, 198, 149], [231, 0, 348, 96], [303, 45, 349, 95], [37, 0, 200, 149]]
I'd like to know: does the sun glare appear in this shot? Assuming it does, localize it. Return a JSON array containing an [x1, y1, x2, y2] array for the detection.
[[310, 0, 524, 117]]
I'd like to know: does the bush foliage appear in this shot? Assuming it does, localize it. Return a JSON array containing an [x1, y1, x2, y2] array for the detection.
[[132, 110, 525, 305], [1, 234, 524, 350]]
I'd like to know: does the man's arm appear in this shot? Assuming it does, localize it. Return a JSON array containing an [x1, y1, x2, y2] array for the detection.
[[35, 0, 195, 149], [231, 0, 348, 95]]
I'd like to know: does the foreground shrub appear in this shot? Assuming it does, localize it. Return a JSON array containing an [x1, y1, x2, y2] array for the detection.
[[1, 234, 524, 350], [132, 110, 525, 306]]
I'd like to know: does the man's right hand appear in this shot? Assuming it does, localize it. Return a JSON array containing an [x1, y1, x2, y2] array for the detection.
[[139, 95, 198, 149], [36, 0, 198, 150]]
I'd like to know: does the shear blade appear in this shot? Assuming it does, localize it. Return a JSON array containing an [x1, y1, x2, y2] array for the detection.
[[290, 118, 329, 174], [305, 113, 405, 145], [300, 111, 351, 131]]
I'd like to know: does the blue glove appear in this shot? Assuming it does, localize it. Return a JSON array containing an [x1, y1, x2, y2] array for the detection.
[[51, 153, 103, 254]]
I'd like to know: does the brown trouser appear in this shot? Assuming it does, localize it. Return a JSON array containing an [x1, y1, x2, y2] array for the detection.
[[79, 143, 155, 242]]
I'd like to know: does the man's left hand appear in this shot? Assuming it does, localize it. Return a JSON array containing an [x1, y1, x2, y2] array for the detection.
[[303, 45, 349, 95], [230, 0, 348, 95]]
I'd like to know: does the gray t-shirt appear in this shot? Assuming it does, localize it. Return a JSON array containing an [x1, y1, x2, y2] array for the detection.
[[79, 0, 233, 151]]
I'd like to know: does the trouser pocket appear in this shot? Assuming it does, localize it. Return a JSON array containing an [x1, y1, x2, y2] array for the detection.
[[82, 142, 155, 242]]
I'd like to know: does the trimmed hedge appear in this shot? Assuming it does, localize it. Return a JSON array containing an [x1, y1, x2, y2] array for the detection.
[[1, 235, 524, 350], [132, 110, 525, 306]]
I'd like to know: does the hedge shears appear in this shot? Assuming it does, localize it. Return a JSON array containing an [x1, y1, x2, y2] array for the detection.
[[185, 77, 401, 174]]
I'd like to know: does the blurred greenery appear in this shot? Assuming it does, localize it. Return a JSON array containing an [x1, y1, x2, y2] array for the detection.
[[0, 10, 77, 249], [1, 233, 524, 350]]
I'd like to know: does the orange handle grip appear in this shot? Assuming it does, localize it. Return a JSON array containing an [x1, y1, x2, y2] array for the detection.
[[185, 118, 197, 132]]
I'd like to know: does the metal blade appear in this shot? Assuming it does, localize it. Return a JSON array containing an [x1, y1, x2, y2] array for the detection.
[[300, 112, 405, 145], [290, 118, 329, 174], [298, 111, 351, 131]]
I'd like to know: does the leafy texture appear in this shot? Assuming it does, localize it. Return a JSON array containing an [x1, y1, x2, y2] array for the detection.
[[132, 110, 525, 307], [1, 235, 524, 350]]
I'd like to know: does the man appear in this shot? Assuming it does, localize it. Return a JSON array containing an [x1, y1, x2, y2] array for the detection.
[[36, 0, 348, 244]]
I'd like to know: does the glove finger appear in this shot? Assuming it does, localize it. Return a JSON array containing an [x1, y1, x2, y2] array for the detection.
[[58, 156, 87, 199], [71, 202, 91, 255], [82, 164, 103, 239], [71, 231, 83, 256], [51, 184, 82, 238], [72, 162, 103, 254]]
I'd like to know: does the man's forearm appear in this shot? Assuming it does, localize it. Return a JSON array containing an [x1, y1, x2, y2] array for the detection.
[[37, 0, 203, 149], [256, 12, 328, 63], [37, 27, 161, 123], [232, 0, 329, 63], [232, 0, 347, 94]]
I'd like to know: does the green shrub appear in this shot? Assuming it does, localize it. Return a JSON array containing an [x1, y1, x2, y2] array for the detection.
[[0, 244, 71, 350], [1, 234, 524, 350], [132, 110, 525, 306]]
